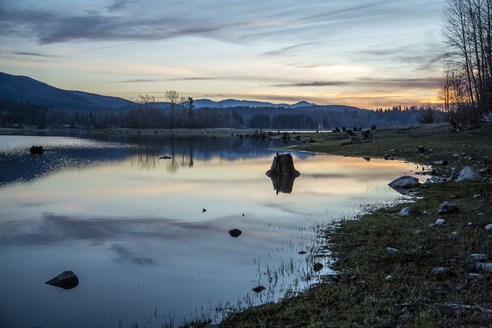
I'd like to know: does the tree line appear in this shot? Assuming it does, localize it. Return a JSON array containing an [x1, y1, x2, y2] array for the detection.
[[0, 96, 446, 130]]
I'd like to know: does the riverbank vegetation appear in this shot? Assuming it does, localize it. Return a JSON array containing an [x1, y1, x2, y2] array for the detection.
[[214, 123, 492, 327]]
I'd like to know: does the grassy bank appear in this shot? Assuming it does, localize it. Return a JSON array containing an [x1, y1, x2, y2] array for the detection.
[[218, 124, 492, 327]]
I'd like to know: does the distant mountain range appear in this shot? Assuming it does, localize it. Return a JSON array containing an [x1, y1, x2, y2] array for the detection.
[[0, 72, 363, 112]]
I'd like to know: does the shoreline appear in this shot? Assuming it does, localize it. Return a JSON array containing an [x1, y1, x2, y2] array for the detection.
[[216, 123, 492, 327]]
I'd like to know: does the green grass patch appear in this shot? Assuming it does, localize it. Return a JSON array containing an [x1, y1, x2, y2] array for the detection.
[[217, 124, 492, 328]]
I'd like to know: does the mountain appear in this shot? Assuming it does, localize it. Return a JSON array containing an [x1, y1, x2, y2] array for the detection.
[[191, 99, 318, 109], [0, 72, 132, 110], [0, 72, 365, 112]]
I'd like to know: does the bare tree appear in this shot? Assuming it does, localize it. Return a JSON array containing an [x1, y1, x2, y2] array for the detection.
[[442, 0, 492, 121], [166, 90, 179, 128]]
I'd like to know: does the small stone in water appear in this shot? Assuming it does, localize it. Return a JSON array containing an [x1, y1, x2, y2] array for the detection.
[[228, 229, 242, 238], [298, 251, 307, 255], [313, 263, 323, 272], [252, 285, 266, 293]]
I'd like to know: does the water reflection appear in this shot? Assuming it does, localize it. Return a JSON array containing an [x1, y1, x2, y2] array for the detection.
[[0, 135, 304, 186], [0, 135, 427, 328]]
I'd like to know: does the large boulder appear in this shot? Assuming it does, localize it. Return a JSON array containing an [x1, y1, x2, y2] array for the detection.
[[399, 206, 421, 217], [389, 176, 419, 193], [438, 201, 459, 214], [456, 166, 482, 182], [45, 270, 79, 290]]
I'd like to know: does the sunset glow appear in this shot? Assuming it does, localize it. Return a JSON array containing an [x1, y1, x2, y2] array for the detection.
[[0, 0, 446, 108]]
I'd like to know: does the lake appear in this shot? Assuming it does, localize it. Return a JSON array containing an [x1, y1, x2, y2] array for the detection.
[[0, 134, 427, 327]]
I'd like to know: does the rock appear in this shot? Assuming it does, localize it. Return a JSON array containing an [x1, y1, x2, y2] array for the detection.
[[30, 146, 44, 155], [361, 130, 373, 140], [468, 273, 484, 279], [228, 229, 242, 238], [435, 218, 446, 225], [45, 270, 79, 290], [473, 262, 492, 272], [399, 206, 421, 217], [387, 247, 399, 254], [385, 275, 392, 280], [451, 231, 459, 237], [428, 223, 436, 228], [417, 145, 425, 153], [205, 324, 220, 328], [423, 210, 429, 215], [298, 251, 307, 255], [473, 194, 481, 199], [485, 224, 492, 230], [363, 157, 371, 161], [456, 166, 482, 182], [388, 176, 419, 193], [471, 254, 488, 261], [433, 160, 448, 166], [252, 285, 266, 293], [415, 229, 422, 234], [159, 155, 172, 159], [431, 267, 449, 275], [202, 208, 207, 213], [438, 201, 459, 214], [313, 263, 323, 272]]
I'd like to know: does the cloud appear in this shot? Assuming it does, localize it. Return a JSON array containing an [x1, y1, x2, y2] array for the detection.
[[12, 51, 60, 58], [107, 0, 137, 12], [0, 0, 440, 45], [0, 213, 225, 246], [111, 244, 154, 265], [263, 42, 317, 56], [272, 77, 441, 89], [273, 81, 347, 87]]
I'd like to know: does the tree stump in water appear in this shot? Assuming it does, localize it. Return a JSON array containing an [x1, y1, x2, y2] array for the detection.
[[266, 153, 300, 194]]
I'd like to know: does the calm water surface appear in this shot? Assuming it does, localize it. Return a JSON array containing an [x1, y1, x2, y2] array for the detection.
[[0, 134, 427, 327]]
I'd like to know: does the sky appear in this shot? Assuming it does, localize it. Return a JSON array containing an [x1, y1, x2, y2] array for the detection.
[[0, 0, 447, 109]]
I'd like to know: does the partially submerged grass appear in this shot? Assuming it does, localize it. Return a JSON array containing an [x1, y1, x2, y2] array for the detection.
[[218, 124, 492, 327]]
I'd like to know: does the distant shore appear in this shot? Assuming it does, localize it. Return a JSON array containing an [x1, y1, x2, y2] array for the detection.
[[0, 127, 260, 137]]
